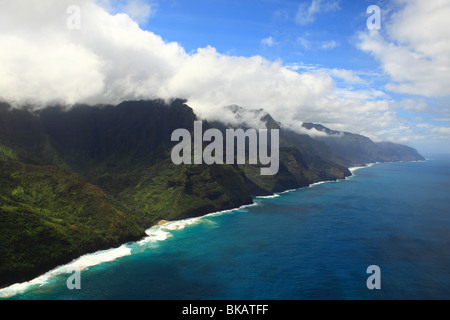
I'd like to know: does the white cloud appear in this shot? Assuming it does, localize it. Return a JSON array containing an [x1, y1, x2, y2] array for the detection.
[[285, 62, 319, 72], [97, 0, 157, 24], [261, 36, 276, 47], [329, 69, 366, 85], [166, 46, 337, 125], [295, 0, 340, 26], [357, 0, 450, 98], [123, 0, 156, 24], [0, 35, 105, 106], [0, 0, 186, 106], [295, 37, 338, 51], [296, 125, 344, 138], [397, 98, 429, 113], [273, 9, 289, 21], [320, 40, 338, 50], [433, 127, 450, 135], [297, 36, 311, 50]]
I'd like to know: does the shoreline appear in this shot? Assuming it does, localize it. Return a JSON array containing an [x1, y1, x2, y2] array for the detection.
[[0, 164, 368, 298], [0, 160, 423, 298], [0, 203, 259, 299]]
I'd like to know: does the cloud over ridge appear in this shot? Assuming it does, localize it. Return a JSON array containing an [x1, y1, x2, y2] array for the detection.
[[0, 0, 448, 152], [0, 0, 353, 127]]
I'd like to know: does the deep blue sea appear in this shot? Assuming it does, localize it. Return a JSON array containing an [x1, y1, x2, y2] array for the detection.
[[2, 156, 450, 300]]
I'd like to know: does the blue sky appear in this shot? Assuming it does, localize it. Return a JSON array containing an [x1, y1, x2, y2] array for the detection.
[[142, 0, 376, 68], [0, 0, 449, 155]]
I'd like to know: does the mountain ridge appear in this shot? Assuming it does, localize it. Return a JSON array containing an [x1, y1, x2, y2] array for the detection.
[[301, 122, 425, 166]]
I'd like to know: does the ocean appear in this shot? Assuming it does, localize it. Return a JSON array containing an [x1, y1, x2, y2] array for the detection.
[[1, 156, 450, 300]]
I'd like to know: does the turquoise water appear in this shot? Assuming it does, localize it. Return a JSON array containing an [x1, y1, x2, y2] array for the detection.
[[2, 157, 450, 300]]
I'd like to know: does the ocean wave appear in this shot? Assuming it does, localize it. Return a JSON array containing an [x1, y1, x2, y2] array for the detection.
[[279, 189, 297, 195], [138, 217, 204, 246], [206, 203, 258, 217], [138, 203, 258, 247], [348, 167, 361, 174], [0, 244, 131, 299], [0, 202, 258, 299], [309, 181, 329, 188], [255, 189, 297, 199], [255, 194, 280, 199], [348, 162, 378, 175]]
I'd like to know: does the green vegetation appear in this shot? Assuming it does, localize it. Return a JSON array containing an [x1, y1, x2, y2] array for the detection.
[[0, 144, 17, 161], [0, 160, 143, 286], [118, 160, 252, 225]]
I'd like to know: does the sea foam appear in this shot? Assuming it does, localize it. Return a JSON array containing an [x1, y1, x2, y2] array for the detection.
[[255, 194, 280, 199], [0, 202, 258, 299], [139, 203, 258, 246], [0, 244, 132, 299], [309, 181, 329, 188], [348, 163, 378, 175]]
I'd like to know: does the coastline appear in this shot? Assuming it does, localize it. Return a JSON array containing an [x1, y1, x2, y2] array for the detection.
[[0, 203, 259, 299], [0, 160, 421, 298]]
